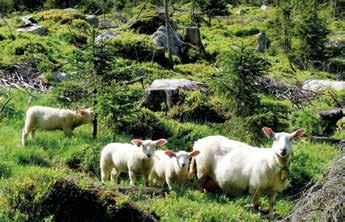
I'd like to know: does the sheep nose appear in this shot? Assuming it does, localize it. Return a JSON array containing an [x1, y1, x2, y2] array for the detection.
[[281, 149, 287, 156], [181, 163, 186, 167], [146, 154, 152, 158]]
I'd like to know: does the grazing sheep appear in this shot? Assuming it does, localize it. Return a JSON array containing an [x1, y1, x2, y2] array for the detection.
[[212, 127, 305, 214], [100, 139, 167, 186], [22, 106, 93, 146], [150, 150, 200, 190], [189, 135, 252, 191]]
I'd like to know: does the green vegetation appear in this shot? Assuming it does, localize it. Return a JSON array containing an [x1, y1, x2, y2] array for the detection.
[[0, 0, 344, 221]]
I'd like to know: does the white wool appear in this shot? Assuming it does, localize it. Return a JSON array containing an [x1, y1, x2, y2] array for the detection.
[[22, 106, 92, 146], [100, 139, 167, 186]]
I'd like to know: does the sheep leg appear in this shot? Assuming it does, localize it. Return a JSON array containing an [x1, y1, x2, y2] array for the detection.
[[110, 168, 120, 184], [268, 193, 276, 215], [129, 171, 137, 186], [166, 178, 173, 190], [22, 129, 29, 147], [30, 130, 36, 140], [251, 190, 261, 210], [63, 128, 73, 137], [143, 172, 150, 187], [100, 164, 111, 183]]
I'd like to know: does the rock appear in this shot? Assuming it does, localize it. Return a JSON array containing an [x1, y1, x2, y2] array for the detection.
[[85, 14, 98, 27], [237, 8, 248, 16], [17, 24, 47, 35], [129, 10, 166, 34], [261, 4, 269, 10], [320, 108, 344, 136], [55, 71, 69, 81], [152, 26, 183, 55], [303, 80, 345, 91], [256, 31, 269, 52], [95, 30, 119, 43], [19, 15, 38, 27], [64, 8, 79, 13]]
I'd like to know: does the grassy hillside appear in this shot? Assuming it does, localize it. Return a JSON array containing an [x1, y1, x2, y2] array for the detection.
[[0, 1, 344, 221]]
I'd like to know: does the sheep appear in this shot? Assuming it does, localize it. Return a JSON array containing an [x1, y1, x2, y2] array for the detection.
[[100, 138, 167, 186], [150, 149, 200, 190], [209, 127, 305, 214], [22, 106, 93, 146], [189, 135, 252, 191]]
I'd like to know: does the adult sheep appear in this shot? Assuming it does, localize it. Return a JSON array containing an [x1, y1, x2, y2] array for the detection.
[[22, 106, 93, 146], [191, 127, 305, 214], [100, 138, 167, 186]]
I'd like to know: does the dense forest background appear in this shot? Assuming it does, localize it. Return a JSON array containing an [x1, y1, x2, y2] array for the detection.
[[0, 0, 344, 221]]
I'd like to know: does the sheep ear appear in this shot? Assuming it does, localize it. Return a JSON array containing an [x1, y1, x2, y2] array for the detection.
[[76, 108, 87, 116], [131, 139, 143, 146], [263, 127, 275, 139], [154, 139, 167, 146], [291, 129, 305, 140], [165, 150, 176, 158], [189, 150, 200, 158]]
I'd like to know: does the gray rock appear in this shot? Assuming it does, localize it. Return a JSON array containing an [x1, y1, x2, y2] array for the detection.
[[303, 80, 345, 91], [55, 71, 69, 81], [261, 4, 269, 10], [152, 26, 183, 55], [17, 24, 47, 35], [64, 8, 80, 13], [95, 30, 119, 43], [19, 15, 38, 27], [85, 14, 98, 27]]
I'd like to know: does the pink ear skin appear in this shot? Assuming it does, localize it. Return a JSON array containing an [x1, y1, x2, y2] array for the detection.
[[292, 129, 305, 139], [165, 150, 176, 158], [154, 139, 167, 146], [263, 127, 274, 138], [189, 150, 200, 158], [131, 139, 143, 146], [76, 108, 87, 116]]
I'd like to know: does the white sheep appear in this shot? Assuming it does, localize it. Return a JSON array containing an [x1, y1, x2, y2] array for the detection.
[[100, 138, 167, 186], [150, 149, 200, 190], [195, 127, 305, 214], [22, 106, 93, 146], [189, 135, 252, 191]]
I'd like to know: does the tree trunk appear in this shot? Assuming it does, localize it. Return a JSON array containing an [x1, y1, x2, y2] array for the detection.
[[92, 88, 97, 139], [164, 0, 173, 69], [183, 26, 206, 56]]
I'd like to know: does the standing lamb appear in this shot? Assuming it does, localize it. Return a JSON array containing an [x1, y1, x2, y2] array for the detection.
[[203, 127, 304, 214], [22, 106, 93, 146], [100, 138, 167, 186], [150, 149, 200, 190]]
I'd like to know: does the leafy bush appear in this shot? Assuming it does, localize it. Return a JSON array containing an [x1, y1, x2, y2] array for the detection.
[[233, 27, 260, 37], [53, 80, 90, 105], [290, 108, 323, 136], [79, 0, 113, 14], [0, 162, 12, 179], [44, 0, 80, 9], [35, 9, 83, 24]]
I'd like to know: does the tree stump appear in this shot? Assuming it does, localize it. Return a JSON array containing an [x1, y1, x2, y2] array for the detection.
[[183, 26, 206, 56]]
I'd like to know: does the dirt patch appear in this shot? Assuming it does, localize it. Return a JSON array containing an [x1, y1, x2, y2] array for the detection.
[[281, 153, 345, 222], [40, 179, 159, 222]]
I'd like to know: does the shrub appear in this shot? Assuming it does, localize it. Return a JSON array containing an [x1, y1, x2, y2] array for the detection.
[[0, 162, 12, 179], [290, 107, 323, 136], [79, 0, 113, 14], [233, 27, 260, 37], [44, 0, 80, 9], [35, 9, 83, 24], [53, 81, 90, 105], [15, 149, 50, 167]]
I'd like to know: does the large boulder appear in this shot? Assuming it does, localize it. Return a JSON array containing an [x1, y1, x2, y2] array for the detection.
[[95, 30, 119, 43], [85, 14, 98, 27], [303, 79, 345, 91], [17, 24, 47, 35], [152, 26, 183, 55]]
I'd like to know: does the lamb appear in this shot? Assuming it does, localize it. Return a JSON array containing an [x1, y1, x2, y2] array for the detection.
[[189, 135, 253, 191], [100, 138, 167, 186], [203, 127, 304, 214], [22, 106, 93, 146], [150, 150, 200, 190]]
